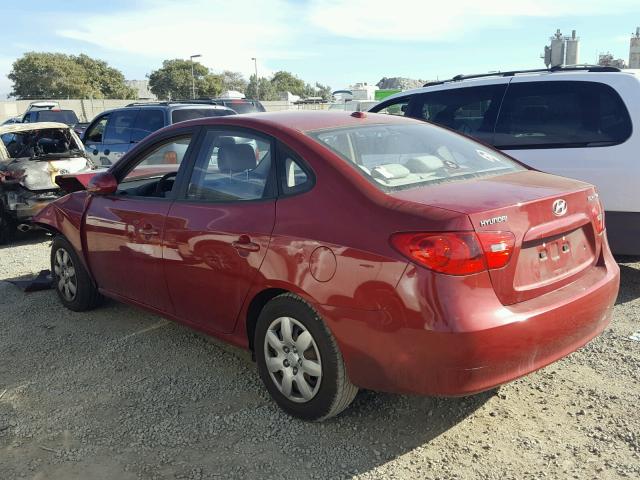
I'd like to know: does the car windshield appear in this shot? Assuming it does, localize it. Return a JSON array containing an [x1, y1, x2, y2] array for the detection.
[[1, 128, 83, 160], [172, 108, 233, 123], [35, 110, 79, 125], [307, 123, 524, 191]]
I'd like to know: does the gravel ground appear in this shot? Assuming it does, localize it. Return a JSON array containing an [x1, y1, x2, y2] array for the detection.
[[0, 232, 638, 480]]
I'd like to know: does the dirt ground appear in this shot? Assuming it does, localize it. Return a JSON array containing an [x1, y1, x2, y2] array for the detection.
[[0, 232, 638, 480]]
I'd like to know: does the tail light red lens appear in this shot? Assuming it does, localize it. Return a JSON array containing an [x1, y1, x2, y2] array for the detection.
[[391, 231, 515, 276], [476, 231, 516, 269], [590, 200, 605, 234], [390, 232, 485, 275]]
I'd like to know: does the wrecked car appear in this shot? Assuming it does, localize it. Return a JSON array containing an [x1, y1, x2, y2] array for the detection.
[[0, 122, 93, 242]]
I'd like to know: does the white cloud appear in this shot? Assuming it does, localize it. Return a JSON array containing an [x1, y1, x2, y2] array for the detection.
[[307, 0, 640, 41], [57, 0, 307, 78]]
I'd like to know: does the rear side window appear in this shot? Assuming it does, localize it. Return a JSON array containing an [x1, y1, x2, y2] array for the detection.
[[222, 100, 265, 113], [103, 109, 138, 144], [374, 98, 410, 116], [131, 109, 164, 142], [494, 81, 632, 149], [308, 123, 523, 192], [413, 84, 507, 143], [172, 108, 233, 123], [185, 130, 273, 202]]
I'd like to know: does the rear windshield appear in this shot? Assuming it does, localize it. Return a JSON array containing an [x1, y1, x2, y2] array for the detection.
[[35, 110, 79, 125], [307, 123, 524, 191], [172, 108, 233, 124], [222, 100, 265, 114]]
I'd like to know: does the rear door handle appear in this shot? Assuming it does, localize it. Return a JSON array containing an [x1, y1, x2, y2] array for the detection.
[[232, 235, 260, 252]]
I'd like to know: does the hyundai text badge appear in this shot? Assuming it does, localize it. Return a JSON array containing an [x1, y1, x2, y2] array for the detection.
[[552, 199, 567, 217]]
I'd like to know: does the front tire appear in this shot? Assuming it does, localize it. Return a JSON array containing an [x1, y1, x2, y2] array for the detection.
[[51, 236, 102, 311], [255, 293, 358, 421]]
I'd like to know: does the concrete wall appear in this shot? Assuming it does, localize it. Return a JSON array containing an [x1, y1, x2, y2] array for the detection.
[[0, 99, 329, 123]]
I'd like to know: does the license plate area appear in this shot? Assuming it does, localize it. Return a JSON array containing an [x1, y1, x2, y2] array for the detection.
[[514, 226, 595, 291]]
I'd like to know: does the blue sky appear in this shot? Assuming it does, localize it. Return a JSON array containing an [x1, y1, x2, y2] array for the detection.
[[1, 0, 640, 96]]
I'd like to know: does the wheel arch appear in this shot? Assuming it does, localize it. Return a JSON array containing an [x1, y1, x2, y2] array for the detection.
[[245, 287, 289, 352]]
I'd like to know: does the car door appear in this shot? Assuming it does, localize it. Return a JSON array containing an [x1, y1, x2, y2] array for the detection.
[[493, 78, 636, 213], [101, 108, 139, 165], [83, 129, 199, 313], [83, 113, 109, 166], [163, 128, 277, 333]]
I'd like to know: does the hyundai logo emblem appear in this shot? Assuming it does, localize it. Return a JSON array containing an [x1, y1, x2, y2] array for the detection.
[[552, 199, 568, 217]]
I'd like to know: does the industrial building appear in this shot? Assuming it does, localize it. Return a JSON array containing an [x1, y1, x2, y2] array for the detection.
[[543, 29, 579, 67], [630, 27, 640, 69]]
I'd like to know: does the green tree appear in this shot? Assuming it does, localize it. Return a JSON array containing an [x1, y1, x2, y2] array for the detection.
[[246, 75, 277, 101], [270, 71, 307, 97], [8, 52, 136, 99], [220, 70, 248, 93], [75, 54, 137, 99], [148, 59, 223, 100]]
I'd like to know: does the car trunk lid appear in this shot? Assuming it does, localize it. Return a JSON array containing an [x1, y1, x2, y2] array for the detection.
[[390, 170, 603, 305]]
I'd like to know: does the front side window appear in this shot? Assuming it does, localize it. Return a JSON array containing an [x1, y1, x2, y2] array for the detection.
[[374, 98, 410, 116], [186, 130, 272, 202], [117, 135, 192, 197], [85, 116, 108, 143], [414, 84, 507, 143], [103, 109, 138, 144], [494, 81, 632, 149], [308, 123, 523, 192]]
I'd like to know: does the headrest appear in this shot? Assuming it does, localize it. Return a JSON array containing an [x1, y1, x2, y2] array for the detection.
[[217, 136, 237, 147], [405, 155, 444, 173], [218, 143, 256, 173]]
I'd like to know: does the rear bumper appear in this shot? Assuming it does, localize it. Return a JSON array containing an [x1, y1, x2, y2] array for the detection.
[[321, 245, 619, 396]]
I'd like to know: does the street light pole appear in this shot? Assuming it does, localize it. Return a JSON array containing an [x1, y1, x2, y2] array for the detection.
[[251, 57, 259, 100], [190, 54, 202, 99]]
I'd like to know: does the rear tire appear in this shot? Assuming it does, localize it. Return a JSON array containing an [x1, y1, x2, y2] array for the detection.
[[0, 210, 15, 245], [255, 293, 358, 421], [51, 235, 102, 311]]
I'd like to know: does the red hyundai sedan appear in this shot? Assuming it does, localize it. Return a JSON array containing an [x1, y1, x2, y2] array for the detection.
[[34, 111, 619, 420]]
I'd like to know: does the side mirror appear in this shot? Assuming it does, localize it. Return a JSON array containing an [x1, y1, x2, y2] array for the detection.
[[87, 172, 117, 195]]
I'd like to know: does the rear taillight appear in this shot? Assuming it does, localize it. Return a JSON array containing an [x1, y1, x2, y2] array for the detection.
[[390, 231, 515, 276], [591, 200, 605, 234], [476, 231, 515, 269]]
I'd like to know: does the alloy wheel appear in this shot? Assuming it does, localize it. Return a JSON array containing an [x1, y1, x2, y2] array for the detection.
[[263, 316, 322, 403], [53, 247, 77, 302]]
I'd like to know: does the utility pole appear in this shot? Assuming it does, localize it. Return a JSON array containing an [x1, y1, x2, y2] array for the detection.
[[190, 54, 202, 99], [251, 57, 259, 100]]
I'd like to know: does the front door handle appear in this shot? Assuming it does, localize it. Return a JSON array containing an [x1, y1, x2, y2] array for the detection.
[[232, 235, 260, 252], [139, 225, 159, 237]]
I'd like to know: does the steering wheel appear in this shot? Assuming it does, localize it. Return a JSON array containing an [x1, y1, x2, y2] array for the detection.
[[154, 171, 178, 196]]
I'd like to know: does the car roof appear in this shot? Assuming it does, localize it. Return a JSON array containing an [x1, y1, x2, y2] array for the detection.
[[93, 103, 235, 119], [0, 121, 71, 134], [378, 69, 640, 103], [163, 110, 423, 134]]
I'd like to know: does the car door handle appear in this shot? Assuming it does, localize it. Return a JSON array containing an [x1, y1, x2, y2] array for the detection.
[[139, 225, 159, 237], [232, 236, 260, 252]]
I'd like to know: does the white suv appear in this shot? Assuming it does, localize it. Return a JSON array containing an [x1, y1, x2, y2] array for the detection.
[[369, 66, 640, 255]]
